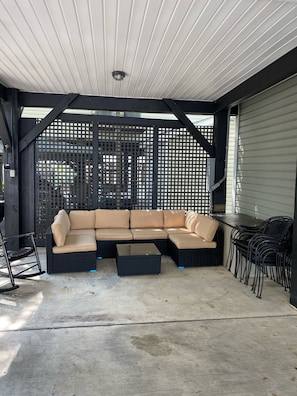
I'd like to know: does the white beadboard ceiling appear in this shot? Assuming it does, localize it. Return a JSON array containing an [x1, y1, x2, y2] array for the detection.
[[0, 0, 296, 101]]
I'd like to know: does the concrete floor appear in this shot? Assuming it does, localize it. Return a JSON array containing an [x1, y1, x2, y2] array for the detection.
[[1, 249, 297, 396]]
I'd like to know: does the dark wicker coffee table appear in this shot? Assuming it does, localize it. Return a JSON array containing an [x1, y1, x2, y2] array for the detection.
[[116, 243, 161, 276]]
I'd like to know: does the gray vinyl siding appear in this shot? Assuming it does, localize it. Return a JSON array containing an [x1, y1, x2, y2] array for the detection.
[[235, 74, 297, 219]]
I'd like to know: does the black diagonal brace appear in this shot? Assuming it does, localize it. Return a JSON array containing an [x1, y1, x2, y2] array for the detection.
[[163, 99, 215, 157], [19, 93, 79, 152], [0, 100, 12, 148]]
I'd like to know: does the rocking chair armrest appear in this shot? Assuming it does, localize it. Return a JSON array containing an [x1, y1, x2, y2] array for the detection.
[[4, 232, 35, 240]]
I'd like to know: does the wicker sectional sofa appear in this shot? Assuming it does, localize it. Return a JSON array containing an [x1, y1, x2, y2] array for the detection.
[[46, 209, 223, 274]]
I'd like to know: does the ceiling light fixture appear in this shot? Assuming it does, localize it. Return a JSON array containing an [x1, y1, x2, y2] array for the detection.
[[112, 70, 126, 81]]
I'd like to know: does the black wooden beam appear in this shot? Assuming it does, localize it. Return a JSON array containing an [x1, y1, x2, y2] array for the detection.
[[19, 93, 79, 152], [216, 47, 297, 111], [0, 100, 12, 148], [163, 99, 215, 157], [58, 113, 183, 129], [18, 92, 216, 115]]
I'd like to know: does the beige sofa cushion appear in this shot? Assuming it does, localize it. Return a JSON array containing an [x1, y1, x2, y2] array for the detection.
[[69, 210, 95, 230], [55, 209, 71, 232], [51, 215, 69, 247], [185, 211, 200, 232], [96, 228, 133, 240], [169, 233, 216, 249], [131, 228, 168, 240], [95, 209, 130, 229], [163, 227, 191, 235], [53, 234, 97, 254], [68, 229, 96, 237], [194, 215, 219, 242], [130, 210, 163, 228], [163, 210, 185, 228]]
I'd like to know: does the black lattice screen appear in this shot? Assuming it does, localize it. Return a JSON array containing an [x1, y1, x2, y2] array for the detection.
[[158, 127, 213, 213], [97, 124, 154, 210], [35, 120, 93, 238], [35, 120, 213, 241]]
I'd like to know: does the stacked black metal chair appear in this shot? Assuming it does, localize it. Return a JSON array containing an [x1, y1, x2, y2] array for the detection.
[[232, 216, 293, 298], [279, 250, 292, 292], [0, 230, 45, 293], [226, 218, 271, 277]]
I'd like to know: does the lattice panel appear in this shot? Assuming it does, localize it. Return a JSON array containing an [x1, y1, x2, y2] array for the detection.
[[158, 127, 213, 213], [35, 120, 213, 241], [35, 119, 93, 238], [97, 124, 154, 209]]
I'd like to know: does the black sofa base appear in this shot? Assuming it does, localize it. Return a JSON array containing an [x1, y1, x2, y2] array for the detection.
[[97, 238, 168, 258], [47, 251, 97, 274], [168, 227, 223, 268], [46, 227, 97, 274], [97, 240, 133, 258]]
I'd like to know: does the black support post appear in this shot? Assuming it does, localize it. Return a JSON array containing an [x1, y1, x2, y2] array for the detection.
[[20, 118, 36, 234], [152, 126, 158, 209], [92, 123, 99, 209], [212, 109, 228, 213], [2, 89, 20, 247]]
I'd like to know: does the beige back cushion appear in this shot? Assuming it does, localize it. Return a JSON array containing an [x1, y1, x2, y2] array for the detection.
[[56, 209, 70, 233], [69, 210, 95, 230], [185, 211, 200, 232], [51, 215, 69, 247], [130, 210, 163, 228], [163, 210, 185, 228], [95, 209, 130, 229], [194, 215, 219, 242]]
